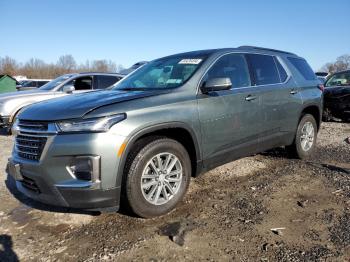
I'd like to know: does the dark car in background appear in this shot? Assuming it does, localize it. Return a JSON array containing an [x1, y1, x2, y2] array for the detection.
[[323, 70, 350, 121], [315, 72, 329, 84], [17, 79, 52, 91]]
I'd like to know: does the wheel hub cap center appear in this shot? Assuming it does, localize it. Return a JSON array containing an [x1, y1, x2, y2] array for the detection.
[[159, 173, 166, 182]]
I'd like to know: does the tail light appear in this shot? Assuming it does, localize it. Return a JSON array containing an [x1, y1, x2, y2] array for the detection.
[[318, 84, 325, 92]]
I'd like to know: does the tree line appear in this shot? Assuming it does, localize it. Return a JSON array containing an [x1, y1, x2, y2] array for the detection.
[[320, 54, 350, 74], [0, 55, 124, 79], [1, 53, 349, 79]]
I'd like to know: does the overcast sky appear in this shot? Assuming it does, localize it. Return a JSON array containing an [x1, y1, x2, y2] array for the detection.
[[1, 0, 349, 70]]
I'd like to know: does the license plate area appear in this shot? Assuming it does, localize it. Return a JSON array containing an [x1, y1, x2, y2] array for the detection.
[[8, 159, 23, 181]]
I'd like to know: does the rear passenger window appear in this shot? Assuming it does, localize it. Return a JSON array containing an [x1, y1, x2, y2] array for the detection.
[[247, 54, 280, 85], [287, 57, 316, 81], [96, 76, 120, 89], [275, 58, 288, 82], [204, 54, 251, 88]]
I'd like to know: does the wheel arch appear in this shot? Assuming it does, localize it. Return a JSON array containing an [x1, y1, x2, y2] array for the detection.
[[116, 122, 202, 189], [300, 104, 322, 131]]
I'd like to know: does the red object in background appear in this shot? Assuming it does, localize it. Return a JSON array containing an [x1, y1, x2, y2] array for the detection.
[[318, 84, 325, 92]]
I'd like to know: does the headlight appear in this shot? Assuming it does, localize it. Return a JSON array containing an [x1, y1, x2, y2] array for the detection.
[[11, 118, 20, 135], [57, 114, 126, 133]]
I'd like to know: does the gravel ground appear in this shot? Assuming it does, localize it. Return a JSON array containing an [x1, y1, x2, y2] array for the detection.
[[0, 122, 349, 261]]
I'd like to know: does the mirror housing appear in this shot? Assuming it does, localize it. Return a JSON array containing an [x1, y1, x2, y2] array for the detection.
[[201, 78, 232, 93], [63, 85, 75, 93]]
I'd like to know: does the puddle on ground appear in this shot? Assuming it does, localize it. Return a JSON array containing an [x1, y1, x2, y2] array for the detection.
[[8, 205, 32, 226], [36, 224, 70, 235]]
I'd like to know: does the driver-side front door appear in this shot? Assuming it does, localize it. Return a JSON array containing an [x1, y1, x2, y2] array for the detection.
[[197, 53, 262, 170]]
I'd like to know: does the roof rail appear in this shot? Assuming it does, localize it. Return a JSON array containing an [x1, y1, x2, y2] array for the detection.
[[238, 46, 296, 56]]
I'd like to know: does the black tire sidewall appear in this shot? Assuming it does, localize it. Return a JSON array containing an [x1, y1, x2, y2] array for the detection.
[[126, 138, 191, 218], [295, 114, 317, 159]]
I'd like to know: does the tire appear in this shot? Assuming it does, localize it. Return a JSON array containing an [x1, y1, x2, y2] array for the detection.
[[124, 137, 191, 218], [286, 114, 317, 159]]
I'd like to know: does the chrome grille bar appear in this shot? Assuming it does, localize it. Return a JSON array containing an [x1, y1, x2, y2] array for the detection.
[[14, 120, 57, 162]]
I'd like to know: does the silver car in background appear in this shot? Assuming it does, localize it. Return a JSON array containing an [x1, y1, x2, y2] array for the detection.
[[0, 72, 123, 132]]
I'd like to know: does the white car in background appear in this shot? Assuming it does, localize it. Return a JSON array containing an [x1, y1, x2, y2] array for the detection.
[[0, 72, 123, 132]]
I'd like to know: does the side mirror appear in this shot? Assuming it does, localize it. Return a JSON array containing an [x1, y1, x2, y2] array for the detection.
[[201, 78, 232, 94], [63, 85, 75, 93]]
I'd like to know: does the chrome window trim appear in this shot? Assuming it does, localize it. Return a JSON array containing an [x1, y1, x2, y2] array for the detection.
[[196, 51, 292, 94]]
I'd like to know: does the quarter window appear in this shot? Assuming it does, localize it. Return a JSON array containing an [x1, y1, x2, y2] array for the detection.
[[96, 76, 120, 89], [247, 54, 280, 85], [287, 57, 316, 81], [203, 54, 251, 88]]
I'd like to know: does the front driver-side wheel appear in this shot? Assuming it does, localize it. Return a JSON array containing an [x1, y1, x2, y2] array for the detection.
[[125, 138, 191, 218], [287, 114, 317, 159]]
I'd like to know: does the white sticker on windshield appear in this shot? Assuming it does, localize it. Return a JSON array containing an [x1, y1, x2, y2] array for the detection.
[[166, 79, 182, 84], [178, 59, 202, 65]]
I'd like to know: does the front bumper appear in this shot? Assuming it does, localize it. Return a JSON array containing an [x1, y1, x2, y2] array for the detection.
[[16, 179, 120, 209], [10, 131, 126, 210]]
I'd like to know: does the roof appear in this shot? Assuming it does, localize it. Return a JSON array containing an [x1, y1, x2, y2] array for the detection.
[[76, 72, 124, 77], [237, 46, 297, 56], [0, 74, 19, 84], [158, 46, 298, 60]]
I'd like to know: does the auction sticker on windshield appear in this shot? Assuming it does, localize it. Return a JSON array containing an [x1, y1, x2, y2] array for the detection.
[[178, 59, 202, 64]]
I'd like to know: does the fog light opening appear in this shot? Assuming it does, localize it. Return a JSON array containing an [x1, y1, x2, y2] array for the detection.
[[69, 156, 100, 182]]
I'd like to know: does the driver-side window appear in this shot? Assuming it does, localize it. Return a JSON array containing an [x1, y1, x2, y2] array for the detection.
[[203, 54, 251, 88], [63, 76, 93, 91]]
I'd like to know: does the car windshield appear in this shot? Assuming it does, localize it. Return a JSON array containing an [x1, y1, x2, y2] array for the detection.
[[39, 74, 74, 91], [112, 55, 206, 90], [325, 71, 350, 87]]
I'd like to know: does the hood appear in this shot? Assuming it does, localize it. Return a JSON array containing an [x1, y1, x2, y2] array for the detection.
[[0, 89, 47, 101], [19, 89, 169, 121]]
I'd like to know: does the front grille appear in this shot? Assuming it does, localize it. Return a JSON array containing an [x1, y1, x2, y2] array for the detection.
[[15, 120, 53, 161], [17, 120, 48, 131], [21, 175, 40, 193], [16, 135, 47, 161]]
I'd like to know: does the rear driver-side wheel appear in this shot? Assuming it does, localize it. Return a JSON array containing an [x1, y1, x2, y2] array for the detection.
[[125, 138, 191, 218], [286, 114, 317, 159]]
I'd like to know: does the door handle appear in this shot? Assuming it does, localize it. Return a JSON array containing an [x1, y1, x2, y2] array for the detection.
[[245, 95, 257, 101], [290, 89, 298, 95]]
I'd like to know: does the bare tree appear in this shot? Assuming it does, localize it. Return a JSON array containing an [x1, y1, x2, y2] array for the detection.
[[57, 55, 76, 74], [0, 55, 123, 78], [0, 56, 19, 76], [21, 58, 48, 78], [320, 54, 350, 73], [90, 60, 116, 72]]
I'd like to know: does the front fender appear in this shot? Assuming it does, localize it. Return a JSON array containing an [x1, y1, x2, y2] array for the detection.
[[115, 121, 202, 189]]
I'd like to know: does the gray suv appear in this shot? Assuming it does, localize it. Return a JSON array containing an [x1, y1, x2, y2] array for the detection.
[[0, 72, 123, 132], [8, 47, 323, 218]]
